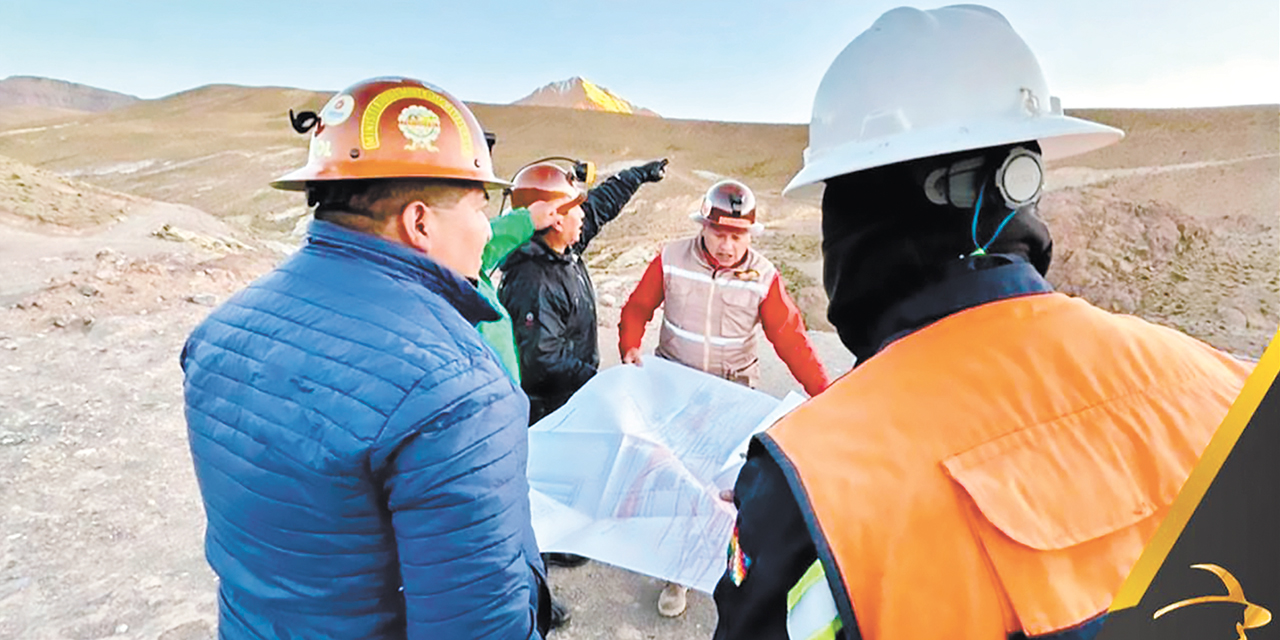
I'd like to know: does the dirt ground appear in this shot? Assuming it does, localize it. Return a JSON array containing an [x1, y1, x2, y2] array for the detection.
[[0, 207, 847, 639], [0, 176, 1260, 638]]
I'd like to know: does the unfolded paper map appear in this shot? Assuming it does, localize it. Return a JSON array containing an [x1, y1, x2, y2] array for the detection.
[[528, 357, 805, 594]]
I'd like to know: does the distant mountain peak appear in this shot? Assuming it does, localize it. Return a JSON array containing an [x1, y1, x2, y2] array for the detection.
[[513, 77, 659, 117], [0, 76, 139, 112]]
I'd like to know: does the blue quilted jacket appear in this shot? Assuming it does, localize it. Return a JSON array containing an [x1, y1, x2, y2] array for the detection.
[[181, 220, 544, 640]]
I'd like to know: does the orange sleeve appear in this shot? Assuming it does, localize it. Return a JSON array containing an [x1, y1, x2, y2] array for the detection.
[[760, 273, 831, 396], [618, 254, 665, 357]]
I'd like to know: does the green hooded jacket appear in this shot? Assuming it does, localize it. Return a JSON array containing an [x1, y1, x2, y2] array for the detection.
[[478, 209, 535, 383]]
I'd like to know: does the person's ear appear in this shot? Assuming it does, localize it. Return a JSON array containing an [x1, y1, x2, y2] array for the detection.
[[397, 200, 432, 253], [551, 210, 568, 233]]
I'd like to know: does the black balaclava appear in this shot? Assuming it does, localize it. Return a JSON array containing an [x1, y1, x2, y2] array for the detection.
[[820, 145, 1054, 363]]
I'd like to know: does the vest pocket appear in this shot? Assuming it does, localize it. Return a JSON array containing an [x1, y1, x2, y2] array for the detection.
[[718, 286, 760, 337], [940, 396, 1206, 636]]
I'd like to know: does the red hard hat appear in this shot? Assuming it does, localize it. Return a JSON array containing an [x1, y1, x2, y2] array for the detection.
[[694, 179, 759, 230], [509, 162, 587, 210], [271, 77, 510, 191]]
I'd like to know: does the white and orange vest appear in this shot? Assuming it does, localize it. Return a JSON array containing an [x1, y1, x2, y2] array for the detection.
[[764, 293, 1252, 639], [656, 237, 777, 387]]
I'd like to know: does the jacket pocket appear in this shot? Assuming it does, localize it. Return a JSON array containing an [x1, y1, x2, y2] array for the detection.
[[941, 391, 1212, 636]]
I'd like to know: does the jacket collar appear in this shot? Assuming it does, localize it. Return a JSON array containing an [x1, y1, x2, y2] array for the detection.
[[510, 236, 578, 265], [862, 254, 1054, 364], [305, 219, 500, 324], [696, 237, 750, 272]]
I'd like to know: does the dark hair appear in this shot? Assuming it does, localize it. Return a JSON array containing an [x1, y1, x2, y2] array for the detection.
[[307, 178, 479, 231]]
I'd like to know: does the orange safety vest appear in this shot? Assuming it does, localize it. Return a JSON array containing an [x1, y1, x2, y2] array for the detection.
[[764, 292, 1251, 639]]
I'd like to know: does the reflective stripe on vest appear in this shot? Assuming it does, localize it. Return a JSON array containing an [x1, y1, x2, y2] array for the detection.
[[663, 263, 771, 296], [787, 559, 843, 640], [663, 318, 750, 346], [765, 293, 1252, 639]]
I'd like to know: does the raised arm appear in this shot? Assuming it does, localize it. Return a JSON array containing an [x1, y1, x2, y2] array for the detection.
[[484, 198, 571, 275], [574, 159, 667, 252], [483, 209, 535, 274]]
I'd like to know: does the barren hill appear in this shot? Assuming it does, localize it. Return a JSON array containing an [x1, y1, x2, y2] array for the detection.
[[513, 77, 660, 116], [0, 105, 89, 129], [0, 84, 1274, 355], [0, 76, 139, 112], [0, 154, 140, 228], [0, 84, 329, 236]]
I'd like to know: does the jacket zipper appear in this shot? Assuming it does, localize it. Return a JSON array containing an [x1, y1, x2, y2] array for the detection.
[[704, 267, 718, 373]]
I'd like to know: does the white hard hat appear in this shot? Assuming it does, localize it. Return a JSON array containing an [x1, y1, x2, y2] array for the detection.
[[784, 5, 1124, 198]]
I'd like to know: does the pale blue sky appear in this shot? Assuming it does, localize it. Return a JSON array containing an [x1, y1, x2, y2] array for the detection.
[[0, 1, 1276, 123]]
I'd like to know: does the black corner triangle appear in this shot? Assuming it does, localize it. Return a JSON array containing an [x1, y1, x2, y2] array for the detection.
[[1097, 344, 1280, 639]]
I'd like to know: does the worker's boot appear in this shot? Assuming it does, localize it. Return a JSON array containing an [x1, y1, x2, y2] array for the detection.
[[549, 596, 571, 630], [542, 552, 590, 568], [657, 582, 688, 617]]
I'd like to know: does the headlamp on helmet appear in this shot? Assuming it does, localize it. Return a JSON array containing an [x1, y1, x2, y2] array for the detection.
[[503, 156, 594, 213]]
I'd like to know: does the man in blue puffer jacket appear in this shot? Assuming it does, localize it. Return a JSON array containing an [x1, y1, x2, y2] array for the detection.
[[180, 77, 548, 639]]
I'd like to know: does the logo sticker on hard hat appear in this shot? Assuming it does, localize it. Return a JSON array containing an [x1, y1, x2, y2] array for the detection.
[[397, 105, 441, 152], [320, 94, 355, 127], [360, 86, 474, 156]]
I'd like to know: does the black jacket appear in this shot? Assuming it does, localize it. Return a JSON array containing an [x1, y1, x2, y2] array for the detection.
[[498, 167, 647, 422]]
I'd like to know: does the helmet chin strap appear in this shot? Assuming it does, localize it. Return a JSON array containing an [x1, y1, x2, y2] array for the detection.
[[497, 188, 512, 215]]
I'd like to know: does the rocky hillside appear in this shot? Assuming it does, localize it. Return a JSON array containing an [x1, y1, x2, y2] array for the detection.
[[0, 154, 140, 228], [0, 84, 1273, 357]]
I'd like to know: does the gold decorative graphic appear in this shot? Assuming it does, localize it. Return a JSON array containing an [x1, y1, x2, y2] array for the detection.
[[359, 86, 473, 155], [1153, 564, 1271, 639], [396, 105, 441, 152]]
